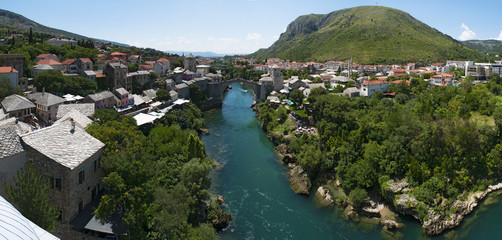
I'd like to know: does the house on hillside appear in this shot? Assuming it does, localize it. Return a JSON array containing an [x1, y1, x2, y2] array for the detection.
[[36, 59, 63, 71], [361, 80, 389, 97], [35, 53, 59, 62]]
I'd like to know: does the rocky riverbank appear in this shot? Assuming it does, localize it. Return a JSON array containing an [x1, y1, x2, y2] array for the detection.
[[388, 179, 502, 235], [254, 102, 502, 237]]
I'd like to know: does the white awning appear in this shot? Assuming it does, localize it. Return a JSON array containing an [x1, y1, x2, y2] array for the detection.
[[133, 113, 159, 126]]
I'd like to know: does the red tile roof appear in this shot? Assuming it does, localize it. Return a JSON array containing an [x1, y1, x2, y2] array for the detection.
[[36, 59, 62, 65], [157, 58, 169, 62], [111, 52, 126, 56], [362, 80, 388, 86], [0, 66, 18, 73], [36, 53, 57, 59], [79, 58, 92, 63], [62, 59, 77, 65], [96, 73, 105, 78], [392, 80, 411, 85], [391, 68, 406, 73]]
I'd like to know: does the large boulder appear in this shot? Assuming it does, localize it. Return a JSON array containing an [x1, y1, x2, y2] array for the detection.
[[289, 166, 312, 195]]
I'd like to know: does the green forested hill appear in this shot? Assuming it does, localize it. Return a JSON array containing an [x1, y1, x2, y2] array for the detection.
[[0, 9, 87, 39], [462, 40, 502, 56], [251, 6, 484, 64]]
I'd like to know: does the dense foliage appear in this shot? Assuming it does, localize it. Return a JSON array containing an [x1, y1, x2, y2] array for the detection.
[[258, 73, 502, 213], [86, 104, 221, 239], [220, 64, 264, 81], [0, 76, 24, 98], [33, 70, 97, 96]]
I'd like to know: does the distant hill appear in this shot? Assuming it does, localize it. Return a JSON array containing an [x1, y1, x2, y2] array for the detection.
[[250, 6, 484, 64], [0, 9, 128, 46], [166, 51, 242, 58], [462, 40, 502, 56]]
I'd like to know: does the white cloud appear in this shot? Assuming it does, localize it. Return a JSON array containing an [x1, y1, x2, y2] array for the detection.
[[458, 23, 477, 41], [272, 35, 280, 40], [497, 31, 502, 41], [246, 33, 262, 41]]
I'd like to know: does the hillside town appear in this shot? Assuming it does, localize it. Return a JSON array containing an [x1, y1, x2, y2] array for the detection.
[[1, 35, 502, 239]]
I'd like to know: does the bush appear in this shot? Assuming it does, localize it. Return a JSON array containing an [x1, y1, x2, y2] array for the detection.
[[349, 187, 368, 209]]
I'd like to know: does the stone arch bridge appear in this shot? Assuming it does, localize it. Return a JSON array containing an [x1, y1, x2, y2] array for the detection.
[[205, 78, 271, 108]]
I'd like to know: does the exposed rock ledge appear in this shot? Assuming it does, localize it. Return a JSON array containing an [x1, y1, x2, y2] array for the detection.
[[391, 180, 502, 235], [288, 165, 311, 195], [315, 186, 334, 207]]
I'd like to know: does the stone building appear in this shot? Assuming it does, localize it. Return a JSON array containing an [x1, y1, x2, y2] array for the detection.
[[154, 58, 170, 76], [84, 91, 116, 109], [0, 54, 24, 77], [21, 120, 105, 238], [270, 65, 284, 91], [0, 125, 26, 198], [27, 92, 65, 124], [184, 54, 196, 73], [127, 70, 150, 89], [104, 62, 130, 91], [1, 94, 36, 122]]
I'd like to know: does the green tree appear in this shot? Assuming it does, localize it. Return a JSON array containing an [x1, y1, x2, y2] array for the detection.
[[490, 73, 501, 84], [349, 188, 368, 209], [29, 27, 33, 44], [5, 162, 59, 232], [0, 76, 23, 98], [156, 88, 172, 102], [189, 84, 208, 107], [150, 71, 159, 80], [289, 89, 304, 106]]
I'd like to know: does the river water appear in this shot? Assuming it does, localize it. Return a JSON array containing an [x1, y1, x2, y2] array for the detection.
[[201, 83, 502, 240]]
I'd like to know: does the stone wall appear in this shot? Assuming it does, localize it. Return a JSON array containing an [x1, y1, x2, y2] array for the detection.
[[26, 146, 104, 239]]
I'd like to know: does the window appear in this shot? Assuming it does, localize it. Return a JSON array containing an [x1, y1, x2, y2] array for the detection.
[[58, 210, 63, 222], [79, 170, 85, 184], [50, 177, 63, 191], [78, 200, 84, 214], [93, 159, 98, 172]]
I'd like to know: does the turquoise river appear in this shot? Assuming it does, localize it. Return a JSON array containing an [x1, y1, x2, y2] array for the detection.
[[201, 83, 502, 240]]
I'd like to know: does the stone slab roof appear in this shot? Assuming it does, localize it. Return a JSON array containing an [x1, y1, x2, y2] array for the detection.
[[87, 91, 115, 102], [55, 110, 93, 128], [1, 95, 36, 112], [0, 125, 24, 159], [27, 92, 65, 107], [114, 88, 128, 96], [143, 89, 157, 99], [56, 104, 95, 119], [21, 121, 104, 170]]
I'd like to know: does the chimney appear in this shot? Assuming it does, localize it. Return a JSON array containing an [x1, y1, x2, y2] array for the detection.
[[70, 119, 75, 133], [42, 87, 45, 95]]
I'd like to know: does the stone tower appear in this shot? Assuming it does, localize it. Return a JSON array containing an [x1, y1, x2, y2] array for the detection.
[[270, 65, 283, 91], [184, 53, 196, 72]]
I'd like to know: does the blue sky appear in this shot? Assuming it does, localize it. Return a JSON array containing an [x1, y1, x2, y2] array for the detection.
[[3, 0, 502, 54]]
